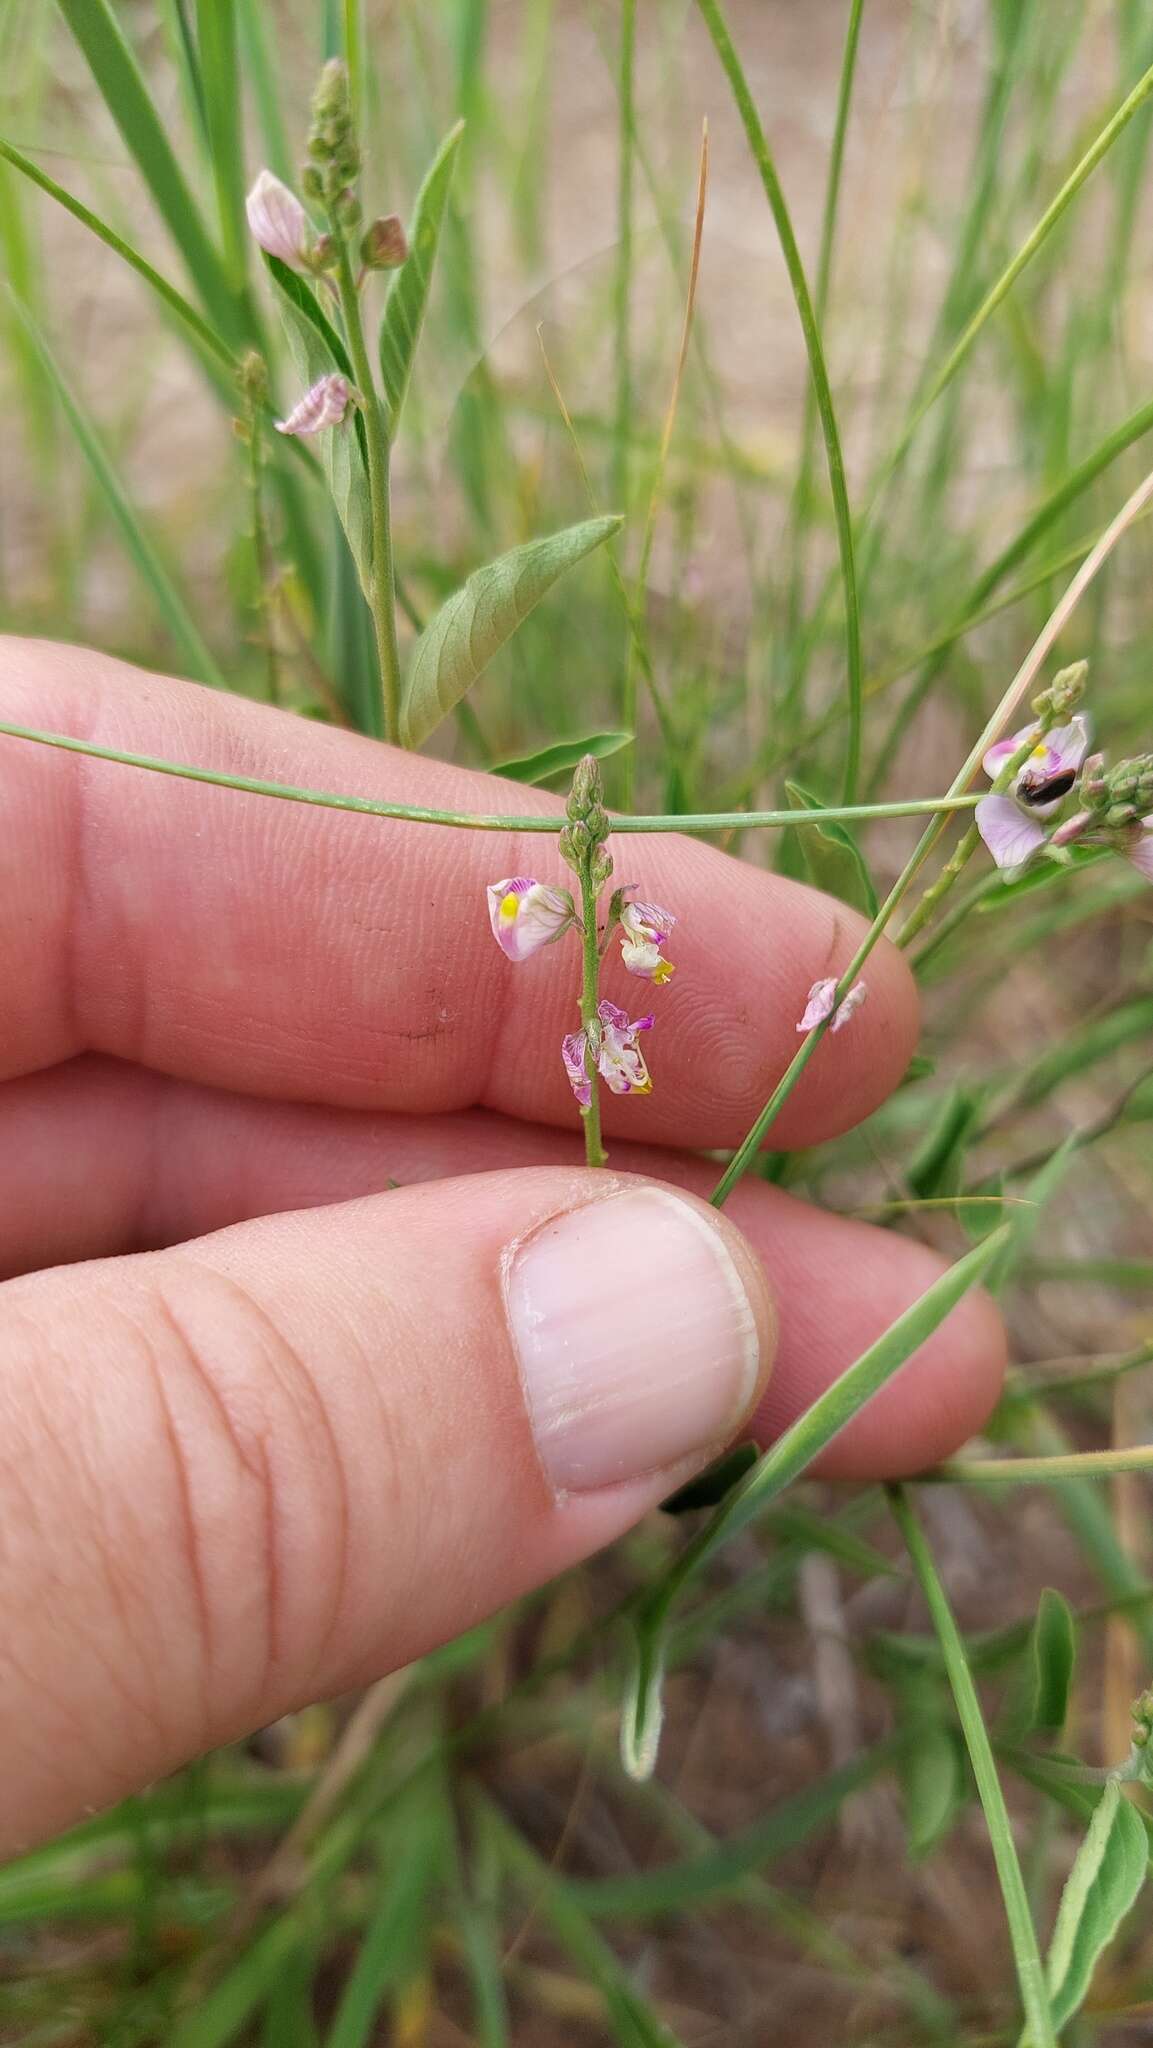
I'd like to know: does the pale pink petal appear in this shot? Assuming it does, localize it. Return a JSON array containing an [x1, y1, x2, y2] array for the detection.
[[982, 724, 1037, 781], [562, 1030, 591, 1107], [486, 878, 574, 961], [1129, 824, 1153, 883], [1046, 714, 1091, 777], [619, 896, 677, 982], [829, 980, 867, 1034], [246, 169, 310, 269], [594, 1000, 654, 1095], [275, 374, 352, 436], [796, 978, 838, 1033], [975, 794, 1047, 872]]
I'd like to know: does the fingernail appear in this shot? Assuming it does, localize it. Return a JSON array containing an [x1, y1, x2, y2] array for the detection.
[[506, 1187, 769, 1495]]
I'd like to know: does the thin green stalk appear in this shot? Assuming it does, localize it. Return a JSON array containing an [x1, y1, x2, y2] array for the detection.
[[938, 1446, 1153, 1483], [697, 0, 862, 804], [576, 861, 607, 1168], [0, 722, 984, 833], [709, 461, 1153, 1206], [332, 238, 403, 743], [612, 0, 635, 517], [896, 727, 1044, 949], [888, 1486, 1057, 2048]]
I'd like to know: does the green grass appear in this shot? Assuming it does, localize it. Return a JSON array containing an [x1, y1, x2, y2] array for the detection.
[[3, 1, 1153, 2041]]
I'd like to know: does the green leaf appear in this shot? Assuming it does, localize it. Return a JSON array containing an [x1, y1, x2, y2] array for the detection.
[[8, 292, 228, 691], [326, 1792, 445, 2048], [622, 1226, 1011, 1780], [378, 121, 464, 431], [897, 1712, 970, 1859], [265, 257, 374, 599], [1045, 1779, 1147, 2034], [196, 0, 247, 287], [490, 730, 632, 785], [785, 777, 878, 915], [401, 515, 623, 748], [1030, 1589, 1076, 1739], [908, 1084, 983, 1201], [56, 0, 242, 342]]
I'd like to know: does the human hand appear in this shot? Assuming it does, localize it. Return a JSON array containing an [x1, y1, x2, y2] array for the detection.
[[0, 639, 1005, 1852]]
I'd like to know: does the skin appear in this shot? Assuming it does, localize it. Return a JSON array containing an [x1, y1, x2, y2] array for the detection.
[[0, 639, 1006, 1853]]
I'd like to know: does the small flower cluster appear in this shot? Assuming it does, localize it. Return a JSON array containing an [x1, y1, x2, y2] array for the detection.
[[485, 758, 677, 1111], [975, 665, 1153, 882], [244, 60, 408, 439]]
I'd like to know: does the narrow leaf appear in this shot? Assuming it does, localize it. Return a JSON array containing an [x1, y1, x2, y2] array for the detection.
[[378, 121, 464, 431], [785, 776, 878, 914], [266, 259, 374, 598], [401, 515, 622, 748], [9, 292, 228, 690], [56, 0, 241, 341], [491, 729, 632, 785], [1030, 1589, 1076, 1738], [1045, 1779, 1147, 2032]]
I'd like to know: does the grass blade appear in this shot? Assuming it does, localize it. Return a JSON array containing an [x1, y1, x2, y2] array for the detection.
[[196, 0, 247, 287], [697, 0, 862, 804], [8, 292, 228, 690], [889, 1486, 1057, 2048], [56, 0, 242, 341]]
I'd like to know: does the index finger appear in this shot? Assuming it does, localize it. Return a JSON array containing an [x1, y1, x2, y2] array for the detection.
[[0, 638, 918, 1149]]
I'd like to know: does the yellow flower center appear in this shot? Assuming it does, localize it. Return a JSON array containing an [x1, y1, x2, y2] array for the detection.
[[499, 891, 520, 921]]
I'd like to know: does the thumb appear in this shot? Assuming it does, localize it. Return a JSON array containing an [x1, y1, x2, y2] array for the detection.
[[0, 1167, 772, 1851]]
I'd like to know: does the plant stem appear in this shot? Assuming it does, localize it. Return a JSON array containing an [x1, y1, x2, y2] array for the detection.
[[333, 236, 403, 744], [888, 1486, 1058, 2048], [576, 857, 607, 1168]]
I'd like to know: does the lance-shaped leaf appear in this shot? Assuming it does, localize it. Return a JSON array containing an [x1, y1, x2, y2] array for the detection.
[[378, 121, 464, 432], [265, 257, 374, 599], [1029, 1588, 1076, 1739], [490, 729, 632, 785], [1045, 1778, 1147, 2033], [401, 515, 622, 748]]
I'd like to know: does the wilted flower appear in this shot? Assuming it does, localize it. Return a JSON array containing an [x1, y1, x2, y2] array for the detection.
[[619, 896, 676, 983], [275, 374, 353, 436], [1128, 817, 1153, 882], [246, 169, 313, 270], [797, 977, 867, 1035], [975, 715, 1091, 872], [361, 214, 408, 269], [563, 999, 654, 1105], [487, 877, 575, 961]]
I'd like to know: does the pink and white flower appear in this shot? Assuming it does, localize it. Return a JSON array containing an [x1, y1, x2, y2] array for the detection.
[[975, 715, 1091, 872], [487, 877, 575, 961], [797, 977, 867, 1035], [1129, 817, 1153, 882], [563, 999, 654, 1106], [246, 169, 313, 270], [618, 895, 676, 983], [276, 374, 353, 436]]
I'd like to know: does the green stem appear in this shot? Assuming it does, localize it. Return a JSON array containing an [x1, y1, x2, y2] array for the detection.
[[577, 858, 607, 1169], [887, 1486, 1058, 2048], [0, 724, 986, 833], [333, 235, 403, 744], [896, 728, 1046, 949]]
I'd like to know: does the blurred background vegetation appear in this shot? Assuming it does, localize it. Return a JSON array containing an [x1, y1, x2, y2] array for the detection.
[[3, 0, 1153, 2041]]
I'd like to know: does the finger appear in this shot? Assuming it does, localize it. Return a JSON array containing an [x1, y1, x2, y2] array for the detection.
[[0, 1167, 772, 1852], [0, 1056, 1004, 1480], [0, 637, 917, 1149]]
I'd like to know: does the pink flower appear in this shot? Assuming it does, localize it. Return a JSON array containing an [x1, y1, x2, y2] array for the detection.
[[1130, 817, 1153, 882], [982, 716, 1091, 813], [797, 977, 867, 1035], [275, 374, 353, 436], [487, 877, 574, 961], [976, 715, 1092, 874], [562, 999, 654, 1105], [619, 895, 676, 983], [246, 169, 313, 270]]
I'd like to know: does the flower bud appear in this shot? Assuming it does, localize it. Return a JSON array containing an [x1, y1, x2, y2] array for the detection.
[[361, 214, 408, 269], [567, 753, 605, 826], [245, 169, 313, 272], [1032, 659, 1088, 726]]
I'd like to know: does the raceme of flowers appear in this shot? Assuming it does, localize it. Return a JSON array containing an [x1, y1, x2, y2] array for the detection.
[[486, 872, 676, 1106], [975, 698, 1153, 885]]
